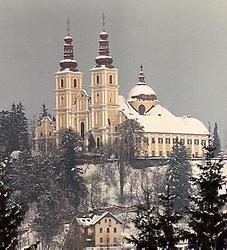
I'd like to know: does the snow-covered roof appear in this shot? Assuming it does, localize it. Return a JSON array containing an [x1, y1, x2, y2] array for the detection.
[[76, 212, 123, 227], [128, 84, 156, 101], [60, 59, 76, 63], [119, 95, 209, 135], [95, 55, 112, 60], [64, 35, 72, 39]]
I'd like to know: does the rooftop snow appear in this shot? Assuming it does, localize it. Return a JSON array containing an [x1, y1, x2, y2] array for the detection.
[[119, 95, 209, 135]]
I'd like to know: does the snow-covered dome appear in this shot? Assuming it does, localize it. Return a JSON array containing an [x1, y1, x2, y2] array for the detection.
[[127, 66, 158, 115], [128, 84, 157, 102]]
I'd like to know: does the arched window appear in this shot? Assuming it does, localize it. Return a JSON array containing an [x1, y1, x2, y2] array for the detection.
[[60, 79, 64, 88], [73, 79, 77, 88], [80, 122, 85, 140], [96, 75, 100, 84], [97, 137, 100, 149], [138, 104, 145, 115], [109, 75, 113, 84]]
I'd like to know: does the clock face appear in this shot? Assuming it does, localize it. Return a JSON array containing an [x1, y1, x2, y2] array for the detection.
[[138, 104, 145, 115]]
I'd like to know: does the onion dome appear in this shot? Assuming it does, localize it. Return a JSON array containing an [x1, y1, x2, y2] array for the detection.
[[128, 66, 158, 115], [59, 19, 78, 71], [95, 14, 114, 68]]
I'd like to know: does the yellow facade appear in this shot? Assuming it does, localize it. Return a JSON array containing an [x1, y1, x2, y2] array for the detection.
[[77, 212, 123, 248], [34, 26, 209, 158]]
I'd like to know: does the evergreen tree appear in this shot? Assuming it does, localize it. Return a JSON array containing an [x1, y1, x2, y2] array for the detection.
[[157, 183, 181, 250], [58, 128, 87, 208], [0, 162, 25, 249], [213, 122, 222, 157], [0, 103, 29, 159], [187, 141, 227, 249], [127, 204, 159, 250], [166, 139, 192, 213], [40, 103, 49, 118], [128, 182, 181, 250]]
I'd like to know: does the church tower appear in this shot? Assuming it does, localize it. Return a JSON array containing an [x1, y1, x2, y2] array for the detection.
[[55, 19, 89, 140], [90, 15, 119, 147]]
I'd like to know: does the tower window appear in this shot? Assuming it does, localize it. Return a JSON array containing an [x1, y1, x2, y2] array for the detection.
[[96, 75, 100, 84], [60, 79, 64, 88], [109, 75, 113, 84], [73, 79, 77, 87]]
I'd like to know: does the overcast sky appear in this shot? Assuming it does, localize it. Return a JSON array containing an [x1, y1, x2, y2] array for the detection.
[[0, 0, 227, 147]]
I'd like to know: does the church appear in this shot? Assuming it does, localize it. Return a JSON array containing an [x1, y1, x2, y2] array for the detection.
[[34, 19, 209, 158]]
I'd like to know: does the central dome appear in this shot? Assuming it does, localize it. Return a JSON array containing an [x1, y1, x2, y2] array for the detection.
[[127, 66, 158, 115], [128, 84, 157, 102]]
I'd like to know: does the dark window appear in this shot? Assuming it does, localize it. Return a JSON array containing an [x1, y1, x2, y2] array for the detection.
[[49, 132, 51, 136], [138, 104, 146, 115], [40, 132, 43, 137], [158, 138, 163, 144], [167, 151, 170, 157], [107, 228, 110, 233], [105, 218, 107, 223], [96, 75, 100, 84], [80, 122, 85, 140], [194, 139, 200, 145], [166, 138, 171, 144], [180, 139, 185, 145], [159, 151, 163, 157], [152, 138, 155, 143], [115, 127, 118, 132], [114, 228, 117, 233], [109, 75, 113, 84], [73, 79, 77, 87], [201, 140, 206, 146], [60, 79, 64, 88], [100, 237, 103, 243], [195, 152, 199, 157], [187, 139, 192, 145], [109, 218, 111, 223], [143, 137, 149, 144], [100, 228, 103, 233]]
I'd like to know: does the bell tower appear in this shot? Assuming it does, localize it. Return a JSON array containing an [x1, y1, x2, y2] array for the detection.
[[90, 14, 119, 147], [55, 19, 85, 132]]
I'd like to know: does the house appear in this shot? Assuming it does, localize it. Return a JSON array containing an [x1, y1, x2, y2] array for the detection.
[[76, 212, 123, 248]]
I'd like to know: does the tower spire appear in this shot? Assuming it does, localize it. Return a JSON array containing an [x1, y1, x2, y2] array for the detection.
[[138, 65, 146, 84], [95, 14, 114, 68], [102, 13, 105, 31], [59, 19, 78, 71], [67, 18, 70, 36]]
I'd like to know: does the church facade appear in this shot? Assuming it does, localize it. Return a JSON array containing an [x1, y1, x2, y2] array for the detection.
[[34, 21, 209, 158]]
